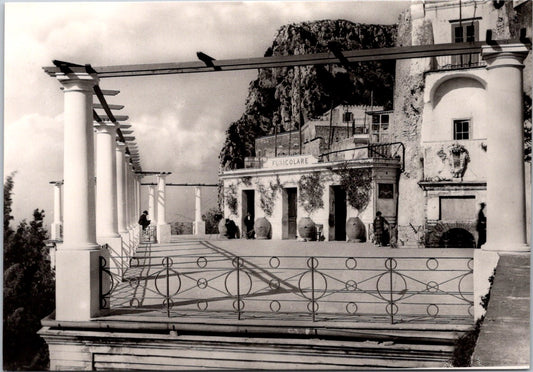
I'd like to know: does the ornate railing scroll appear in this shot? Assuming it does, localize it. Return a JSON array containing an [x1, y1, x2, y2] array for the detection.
[[99, 253, 473, 325]]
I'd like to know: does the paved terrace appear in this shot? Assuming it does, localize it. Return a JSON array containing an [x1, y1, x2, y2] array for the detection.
[[95, 236, 475, 342]]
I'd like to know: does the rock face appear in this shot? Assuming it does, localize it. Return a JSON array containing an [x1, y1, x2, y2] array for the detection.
[[219, 20, 397, 170]]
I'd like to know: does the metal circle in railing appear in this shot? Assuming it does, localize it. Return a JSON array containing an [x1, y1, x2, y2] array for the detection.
[[101, 298, 108, 309], [468, 305, 474, 317], [269, 256, 280, 269], [426, 258, 439, 270], [162, 298, 175, 310], [129, 257, 139, 268], [196, 256, 207, 268], [458, 272, 474, 302], [232, 257, 244, 268], [197, 278, 208, 289], [345, 280, 358, 291], [376, 272, 407, 302], [129, 277, 140, 289], [306, 257, 319, 269], [345, 257, 357, 270], [346, 302, 358, 314], [386, 303, 399, 315], [298, 270, 328, 300], [154, 269, 181, 297], [467, 258, 474, 271], [426, 281, 439, 292], [269, 278, 280, 290], [162, 256, 174, 267], [307, 300, 319, 313], [130, 297, 141, 307], [100, 256, 108, 267], [270, 300, 281, 313], [224, 269, 252, 297], [197, 300, 208, 311], [426, 304, 439, 317], [384, 257, 397, 270], [232, 299, 245, 312]]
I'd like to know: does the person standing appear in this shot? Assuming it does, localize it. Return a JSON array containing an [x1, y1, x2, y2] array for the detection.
[[244, 213, 254, 239], [476, 202, 487, 248], [373, 211, 389, 247], [138, 210, 151, 231]]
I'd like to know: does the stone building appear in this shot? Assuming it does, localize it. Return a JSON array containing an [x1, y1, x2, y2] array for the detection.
[[221, 104, 401, 242], [220, 0, 532, 247], [392, 0, 531, 248]]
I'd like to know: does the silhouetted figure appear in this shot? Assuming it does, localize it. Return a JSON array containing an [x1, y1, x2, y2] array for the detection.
[[244, 213, 255, 239], [138, 210, 151, 231], [373, 211, 390, 247], [476, 202, 487, 248]]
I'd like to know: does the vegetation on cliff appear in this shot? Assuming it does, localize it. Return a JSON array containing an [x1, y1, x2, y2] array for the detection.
[[219, 20, 397, 169]]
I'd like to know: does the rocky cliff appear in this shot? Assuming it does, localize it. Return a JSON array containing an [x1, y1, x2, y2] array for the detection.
[[219, 20, 397, 169]]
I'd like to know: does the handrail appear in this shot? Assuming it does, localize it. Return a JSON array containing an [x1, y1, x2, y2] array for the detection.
[[319, 142, 405, 171]]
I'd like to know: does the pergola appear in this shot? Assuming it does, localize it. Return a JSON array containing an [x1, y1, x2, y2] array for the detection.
[[43, 36, 530, 322]]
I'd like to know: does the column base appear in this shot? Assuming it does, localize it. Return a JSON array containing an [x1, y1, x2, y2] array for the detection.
[[193, 221, 206, 236], [55, 248, 103, 321], [50, 222, 63, 241], [473, 250, 500, 321], [157, 224, 171, 243], [481, 242, 530, 252]]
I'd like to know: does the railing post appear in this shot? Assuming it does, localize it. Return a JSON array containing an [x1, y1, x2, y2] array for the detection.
[[99, 256, 104, 309], [165, 257, 170, 317], [388, 257, 394, 325], [236, 257, 241, 320], [311, 257, 316, 322]]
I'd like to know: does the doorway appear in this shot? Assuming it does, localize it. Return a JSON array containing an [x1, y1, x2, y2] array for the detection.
[[330, 186, 347, 241], [283, 188, 297, 239], [242, 190, 255, 236]]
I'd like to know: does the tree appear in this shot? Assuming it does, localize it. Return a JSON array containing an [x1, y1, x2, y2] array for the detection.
[[3, 175, 55, 370], [202, 207, 223, 234]]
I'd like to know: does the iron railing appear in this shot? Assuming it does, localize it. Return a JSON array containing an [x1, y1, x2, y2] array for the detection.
[[319, 142, 405, 171], [100, 246, 473, 325]]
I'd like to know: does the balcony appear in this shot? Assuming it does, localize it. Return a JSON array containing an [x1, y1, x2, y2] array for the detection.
[[431, 53, 486, 72]]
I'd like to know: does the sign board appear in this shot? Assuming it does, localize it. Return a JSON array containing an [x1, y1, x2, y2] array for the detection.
[[263, 155, 319, 169]]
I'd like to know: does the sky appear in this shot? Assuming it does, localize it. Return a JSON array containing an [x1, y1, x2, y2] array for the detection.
[[4, 0, 409, 229]]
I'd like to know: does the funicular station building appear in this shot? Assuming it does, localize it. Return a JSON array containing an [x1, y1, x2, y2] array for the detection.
[[39, 0, 530, 369]]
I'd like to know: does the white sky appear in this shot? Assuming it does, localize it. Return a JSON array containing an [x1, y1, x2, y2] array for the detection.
[[4, 1, 409, 228]]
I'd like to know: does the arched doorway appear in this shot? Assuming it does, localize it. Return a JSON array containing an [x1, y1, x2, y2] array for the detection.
[[439, 228, 476, 248]]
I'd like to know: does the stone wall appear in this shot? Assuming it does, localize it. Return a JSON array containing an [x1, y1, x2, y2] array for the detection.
[[391, 7, 432, 248]]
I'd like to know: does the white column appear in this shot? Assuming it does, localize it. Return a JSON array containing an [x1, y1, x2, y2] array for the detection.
[[115, 142, 128, 234], [148, 184, 158, 226], [94, 121, 120, 239], [193, 186, 205, 236], [156, 173, 171, 243], [55, 72, 101, 321], [482, 43, 530, 252], [50, 181, 63, 241]]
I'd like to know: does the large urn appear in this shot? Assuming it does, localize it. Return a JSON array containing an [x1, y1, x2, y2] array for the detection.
[[255, 217, 272, 239], [346, 217, 366, 243], [218, 219, 229, 239], [298, 217, 317, 241]]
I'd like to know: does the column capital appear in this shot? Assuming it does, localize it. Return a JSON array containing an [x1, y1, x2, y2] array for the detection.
[[49, 180, 64, 187], [482, 43, 530, 69], [93, 121, 118, 134], [56, 72, 99, 93]]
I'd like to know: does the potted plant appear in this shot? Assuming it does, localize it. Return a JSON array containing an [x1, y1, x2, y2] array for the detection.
[[297, 172, 324, 241], [255, 178, 281, 239], [335, 166, 372, 242]]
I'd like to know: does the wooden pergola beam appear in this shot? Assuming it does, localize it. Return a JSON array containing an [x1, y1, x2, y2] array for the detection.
[[94, 103, 124, 110], [41, 40, 519, 78], [141, 183, 218, 187]]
